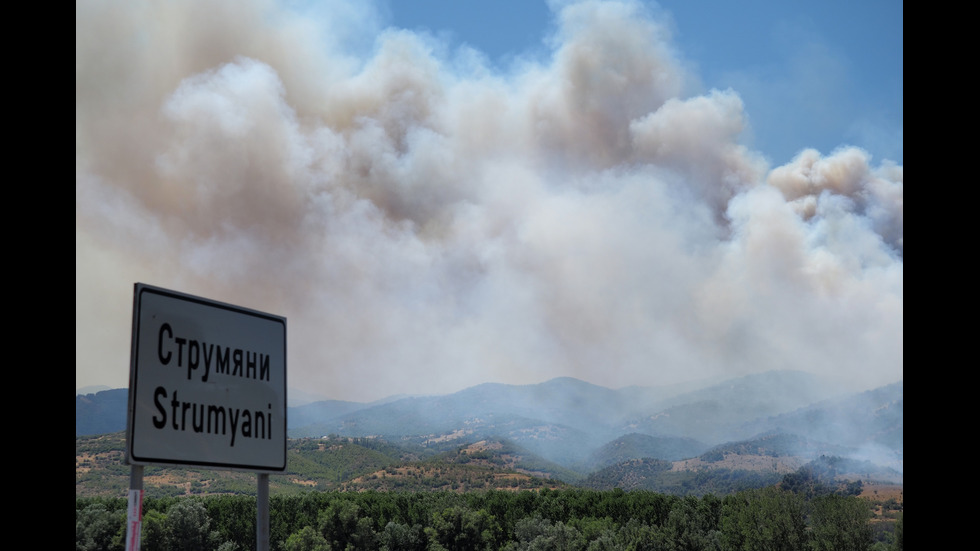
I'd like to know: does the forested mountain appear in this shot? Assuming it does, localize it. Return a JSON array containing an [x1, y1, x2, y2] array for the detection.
[[75, 388, 128, 436], [583, 433, 709, 470], [76, 370, 903, 491], [285, 371, 901, 472], [288, 371, 846, 443], [735, 382, 904, 460]]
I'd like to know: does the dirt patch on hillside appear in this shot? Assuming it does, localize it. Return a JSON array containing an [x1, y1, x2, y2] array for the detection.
[[861, 482, 903, 503]]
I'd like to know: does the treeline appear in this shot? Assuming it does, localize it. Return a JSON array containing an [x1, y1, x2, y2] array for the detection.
[[77, 486, 902, 551]]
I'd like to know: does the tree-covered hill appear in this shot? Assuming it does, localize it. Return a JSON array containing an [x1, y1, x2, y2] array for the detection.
[[76, 389, 128, 436], [77, 427, 902, 502], [76, 433, 570, 499], [77, 373, 903, 473], [77, 371, 903, 505], [582, 433, 710, 470]]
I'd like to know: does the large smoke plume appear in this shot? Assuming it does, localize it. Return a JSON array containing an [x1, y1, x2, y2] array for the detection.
[[76, 0, 902, 401]]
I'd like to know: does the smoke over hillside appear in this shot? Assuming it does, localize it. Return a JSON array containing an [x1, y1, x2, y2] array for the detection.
[[76, 0, 902, 402]]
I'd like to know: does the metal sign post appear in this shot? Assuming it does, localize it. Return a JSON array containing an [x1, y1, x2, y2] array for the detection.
[[124, 466, 143, 551], [258, 474, 270, 551]]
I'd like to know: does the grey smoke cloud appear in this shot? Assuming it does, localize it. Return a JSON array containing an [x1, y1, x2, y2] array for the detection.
[[75, 0, 902, 402]]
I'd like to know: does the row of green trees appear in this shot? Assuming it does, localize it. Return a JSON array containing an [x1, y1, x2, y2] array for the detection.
[[77, 487, 902, 551]]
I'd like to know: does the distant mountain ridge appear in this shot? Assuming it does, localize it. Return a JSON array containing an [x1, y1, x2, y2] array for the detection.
[[76, 385, 112, 396], [77, 371, 902, 479], [76, 389, 129, 436]]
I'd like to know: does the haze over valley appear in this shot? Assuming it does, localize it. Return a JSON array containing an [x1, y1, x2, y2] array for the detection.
[[77, 369, 902, 495]]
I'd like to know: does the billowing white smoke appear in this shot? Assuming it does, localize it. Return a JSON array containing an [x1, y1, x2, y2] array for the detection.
[[76, 0, 902, 401]]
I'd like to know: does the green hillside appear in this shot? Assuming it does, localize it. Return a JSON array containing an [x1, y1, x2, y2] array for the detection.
[[77, 428, 901, 500], [76, 433, 569, 499]]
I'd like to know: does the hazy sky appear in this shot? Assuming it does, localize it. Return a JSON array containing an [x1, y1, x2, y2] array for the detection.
[[76, 0, 903, 402]]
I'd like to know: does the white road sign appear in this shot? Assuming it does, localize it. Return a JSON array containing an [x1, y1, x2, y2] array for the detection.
[[126, 283, 287, 472]]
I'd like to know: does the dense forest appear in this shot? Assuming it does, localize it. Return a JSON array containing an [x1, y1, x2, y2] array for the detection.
[[77, 483, 902, 551], [77, 430, 902, 550]]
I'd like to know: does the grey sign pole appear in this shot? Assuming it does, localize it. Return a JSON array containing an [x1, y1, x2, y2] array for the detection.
[[125, 465, 144, 551], [257, 473, 270, 551]]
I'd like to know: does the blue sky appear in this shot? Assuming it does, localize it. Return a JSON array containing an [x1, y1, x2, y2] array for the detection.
[[76, 0, 903, 402], [382, 0, 903, 165]]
